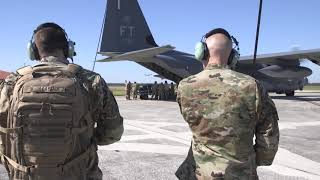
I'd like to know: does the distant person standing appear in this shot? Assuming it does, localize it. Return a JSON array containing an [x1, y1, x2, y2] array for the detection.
[[170, 82, 176, 100], [126, 81, 132, 100], [158, 82, 165, 100], [132, 82, 139, 100], [175, 28, 279, 179], [124, 80, 128, 99], [151, 81, 159, 100], [164, 81, 170, 100]]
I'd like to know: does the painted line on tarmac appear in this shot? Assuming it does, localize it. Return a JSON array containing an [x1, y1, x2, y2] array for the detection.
[[273, 148, 320, 177], [122, 122, 191, 145], [99, 143, 189, 155], [99, 120, 320, 179], [279, 121, 320, 130], [258, 165, 319, 180], [99, 143, 320, 179]]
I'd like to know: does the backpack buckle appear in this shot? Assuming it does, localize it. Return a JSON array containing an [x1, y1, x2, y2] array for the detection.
[[57, 165, 64, 175], [40, 103, 54, 116]]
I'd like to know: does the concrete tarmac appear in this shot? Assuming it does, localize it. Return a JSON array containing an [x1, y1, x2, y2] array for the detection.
[[0, 91, 320, 180]]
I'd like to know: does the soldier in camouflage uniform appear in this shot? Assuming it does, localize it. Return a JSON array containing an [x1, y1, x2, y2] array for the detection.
[[164, 81, 170, 101], [158, 82, 165, 100], [126, 81, 132, 100], [0, 23, 123, 180], [151, 81, 159, 100], [124, 80, 128, 98], [175, 28, 279, 180], [132, 82, 139, 100], [169, 82, 176, 100]]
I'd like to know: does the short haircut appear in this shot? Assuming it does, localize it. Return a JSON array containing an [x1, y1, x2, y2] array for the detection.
[[34, 27, 68, 55]]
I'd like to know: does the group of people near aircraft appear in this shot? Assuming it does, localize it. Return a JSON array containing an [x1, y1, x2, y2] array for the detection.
[[124, 80, 177, 101], [151, 81, 177, 101], [124, 80, 139, 100]]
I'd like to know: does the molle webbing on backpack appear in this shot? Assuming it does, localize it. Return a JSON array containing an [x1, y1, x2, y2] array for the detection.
[[2, 63, 95, 178], [0, 126, 23, 134], [2, 144, 96, 174]]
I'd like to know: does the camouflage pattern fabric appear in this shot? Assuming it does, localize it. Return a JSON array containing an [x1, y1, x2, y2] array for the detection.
[[151, 83, 159, 100], [132, 83, 139, 100], [170, 83, 176, 100], [126, 82, 132, 100], [164, 83, 170, 100], [158, 83, 165, 100], [0, 57, 123, 180], [176, 64, 279, 180]]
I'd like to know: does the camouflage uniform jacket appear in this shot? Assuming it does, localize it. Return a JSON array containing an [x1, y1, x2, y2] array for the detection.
[[177, 64, 279, 180], [151, 84, 158, 92], [132, 83, 139, 93], [0, 56, 124, 179]]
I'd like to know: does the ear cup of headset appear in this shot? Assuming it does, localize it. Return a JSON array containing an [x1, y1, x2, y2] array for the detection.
[[27, 41, 36, 61], [67, 40, 76, 59], [195, 42, 209, 61], [227, 49, 239, 69]]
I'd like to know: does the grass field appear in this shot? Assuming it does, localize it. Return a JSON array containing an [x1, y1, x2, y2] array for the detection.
[[109, 85, 125, 96], [303, 85, 320, 91]]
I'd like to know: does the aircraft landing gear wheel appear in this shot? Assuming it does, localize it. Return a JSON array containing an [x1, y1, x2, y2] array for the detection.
[[285, 91, 295, 97]]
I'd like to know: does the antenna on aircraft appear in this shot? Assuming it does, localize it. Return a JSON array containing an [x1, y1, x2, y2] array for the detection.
[[92, 3, 108, 71], [253, 0, 263, 65]]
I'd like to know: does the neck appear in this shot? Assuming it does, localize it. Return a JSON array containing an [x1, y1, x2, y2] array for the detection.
[[39, 50, 65, 60], [204, 58, 227, 68], [40, 55, 69, 64]]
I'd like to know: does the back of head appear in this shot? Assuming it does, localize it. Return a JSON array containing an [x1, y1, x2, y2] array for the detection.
[[195, 28, 239, 69], [34, 23, 68, 58], [206, 34, 232, 64]]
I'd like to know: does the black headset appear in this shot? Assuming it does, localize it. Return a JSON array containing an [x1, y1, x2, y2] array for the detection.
[[195, 28, 240, 68], [27, 22, 76, 61]]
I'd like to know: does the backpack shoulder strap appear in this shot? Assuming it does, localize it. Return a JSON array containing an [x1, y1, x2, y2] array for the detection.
[[67, 64, 82, 75], [16, 66, 33, 76]]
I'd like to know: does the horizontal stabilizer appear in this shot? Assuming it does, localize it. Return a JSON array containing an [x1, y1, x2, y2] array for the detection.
[[258, 65, 312, 78], [97, 45, 175, 62], [240, 48, 320, 66]]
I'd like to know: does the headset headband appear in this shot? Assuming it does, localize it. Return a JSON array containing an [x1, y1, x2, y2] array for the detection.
[[32, 23, 68, 42], [34, 23, 66, 35], [203, 28, 239, 50], [204, 28, 232, 41]]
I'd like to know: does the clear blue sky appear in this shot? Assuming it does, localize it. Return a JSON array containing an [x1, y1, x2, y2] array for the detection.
[[0, 0, 319, 83]]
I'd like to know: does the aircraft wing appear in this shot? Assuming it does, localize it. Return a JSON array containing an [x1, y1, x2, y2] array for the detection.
[[97, 45, 175, 62], [240, 48, 320, 66]]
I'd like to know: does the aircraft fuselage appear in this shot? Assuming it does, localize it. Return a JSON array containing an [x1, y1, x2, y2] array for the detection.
[[141, 50, 311, 95]]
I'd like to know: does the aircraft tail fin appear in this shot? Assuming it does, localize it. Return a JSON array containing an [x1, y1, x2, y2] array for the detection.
[[100, 0, 157, 53]]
